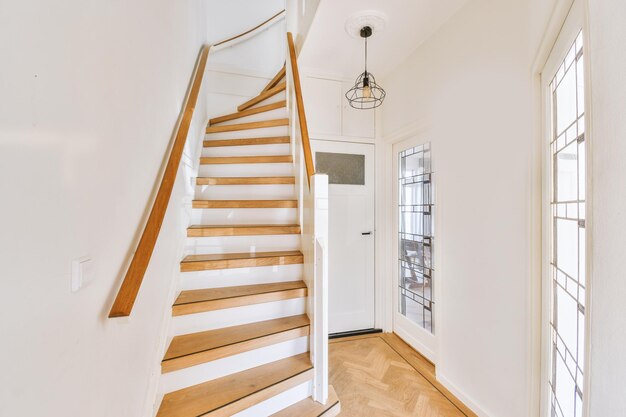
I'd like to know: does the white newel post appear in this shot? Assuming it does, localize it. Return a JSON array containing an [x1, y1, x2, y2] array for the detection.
[[311, 174, 329, 404]]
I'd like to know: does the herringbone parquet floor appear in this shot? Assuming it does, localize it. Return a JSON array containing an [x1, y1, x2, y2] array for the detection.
[[329, 334, 471, 417]]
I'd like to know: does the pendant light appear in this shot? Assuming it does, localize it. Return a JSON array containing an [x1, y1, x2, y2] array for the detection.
[[345, 26, 386, 109]]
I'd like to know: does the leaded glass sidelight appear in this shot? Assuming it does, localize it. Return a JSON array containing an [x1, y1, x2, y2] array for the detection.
[[548, 31, 586, 417], [398, 143, 434, 333]]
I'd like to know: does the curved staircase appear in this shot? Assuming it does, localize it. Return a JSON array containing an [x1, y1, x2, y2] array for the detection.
[[155, 67, 339, 417]]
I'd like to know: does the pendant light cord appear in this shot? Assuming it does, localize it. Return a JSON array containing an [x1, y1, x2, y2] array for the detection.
[[364, 35, 368, 76]]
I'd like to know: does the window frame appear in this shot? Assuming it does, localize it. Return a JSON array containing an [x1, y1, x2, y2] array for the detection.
[[540, 1, 593, 416]]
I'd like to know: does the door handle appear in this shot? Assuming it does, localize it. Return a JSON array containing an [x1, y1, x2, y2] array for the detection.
[[361, 231, 373, 236]]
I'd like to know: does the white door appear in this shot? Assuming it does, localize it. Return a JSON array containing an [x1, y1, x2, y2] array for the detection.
[[312, 140, 375, 334], [392, 137, 438, 362]]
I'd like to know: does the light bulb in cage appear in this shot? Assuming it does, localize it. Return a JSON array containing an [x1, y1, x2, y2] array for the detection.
[[345, 26, 386, 109]]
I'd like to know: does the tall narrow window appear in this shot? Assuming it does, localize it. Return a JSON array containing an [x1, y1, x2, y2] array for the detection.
[[398, 143, 434, 332], [548, 31, 586, 417]]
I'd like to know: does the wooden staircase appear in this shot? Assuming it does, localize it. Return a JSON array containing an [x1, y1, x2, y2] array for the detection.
[[155, 66, 338, 417]]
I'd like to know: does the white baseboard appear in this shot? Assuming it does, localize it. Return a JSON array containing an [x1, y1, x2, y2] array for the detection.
[[436, 372, 493, 417], [393, 324, 437, 364]]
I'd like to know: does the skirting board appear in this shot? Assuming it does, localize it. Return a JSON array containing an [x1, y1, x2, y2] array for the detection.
[[436, 372, 493, 417], [394, 325, 437, 364]]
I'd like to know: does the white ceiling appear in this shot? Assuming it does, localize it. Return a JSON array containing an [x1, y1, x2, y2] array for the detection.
[[299, 0, 470, 78]]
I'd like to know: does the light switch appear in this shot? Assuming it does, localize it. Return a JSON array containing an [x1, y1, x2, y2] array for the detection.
[[71, 257, 93, 292]]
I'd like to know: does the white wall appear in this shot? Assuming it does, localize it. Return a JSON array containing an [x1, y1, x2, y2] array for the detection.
[[292, 0, 321, 49], [0, 1, 210, 416], [206, 0, 286, 77], [587, 0, 626, 415], [205, 69, 274, 119], [380, 0, 553, 416]]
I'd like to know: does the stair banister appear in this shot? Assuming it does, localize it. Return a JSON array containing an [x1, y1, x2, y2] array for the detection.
[[286, 31, 330, 404], [108, 10, 286, 318], [286, 32, 315, 187]]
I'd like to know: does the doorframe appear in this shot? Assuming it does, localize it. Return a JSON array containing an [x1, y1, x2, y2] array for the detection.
[[379, 120, 442, 359]]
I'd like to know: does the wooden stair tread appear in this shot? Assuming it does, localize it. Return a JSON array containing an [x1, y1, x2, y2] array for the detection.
[[164, 315, 310, 362], [271, 385, 340, 417], [180, 250, 303, 272], [238, 82, 287, 112], [172, 280, 307, 317], [192, 200, 298, 209], [187, 224, 301, 237], [200, 155, 292, 165], [183, 250, 302, 263], [161, 315, 309, 372], [206, 118, 288, 134], [203, 136, 290, 147], [175, 281, 307, 307], [157, 353, 313, 417], [196, 176, 295, 185], [209, 101, 286, 125]]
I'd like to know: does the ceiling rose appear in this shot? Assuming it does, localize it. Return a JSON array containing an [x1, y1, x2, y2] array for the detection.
[[344, 10, 388, 39]]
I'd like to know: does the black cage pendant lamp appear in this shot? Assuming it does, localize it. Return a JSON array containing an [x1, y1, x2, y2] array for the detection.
[[345, 26, 386, 109]]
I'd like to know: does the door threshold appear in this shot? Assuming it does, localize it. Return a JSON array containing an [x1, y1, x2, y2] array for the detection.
[[329, 328, 382, 340]]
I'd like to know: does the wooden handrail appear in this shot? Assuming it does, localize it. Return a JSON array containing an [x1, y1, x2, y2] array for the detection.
[[109, 45, 210, 318], [109, 11, 286, 318], [215, 10, 285, 48], [287, 32, 315, 187]]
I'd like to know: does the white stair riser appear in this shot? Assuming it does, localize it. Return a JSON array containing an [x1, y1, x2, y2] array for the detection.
[[205, 126, 289, 140], [180, 264, 304, 290], [232, 380, 313, 417], [198, 163, 293, 177], [185, 234, 301, 255], [201, 143, 291, 157], [212, 108, 288, 126], [171, 298, 306, 336], [159, 337, 309, 393], [195, 184, 296, 200], [191, 208, 298, 225]]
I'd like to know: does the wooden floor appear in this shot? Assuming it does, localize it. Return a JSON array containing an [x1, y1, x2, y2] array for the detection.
[[329, 333, 477, 417]]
